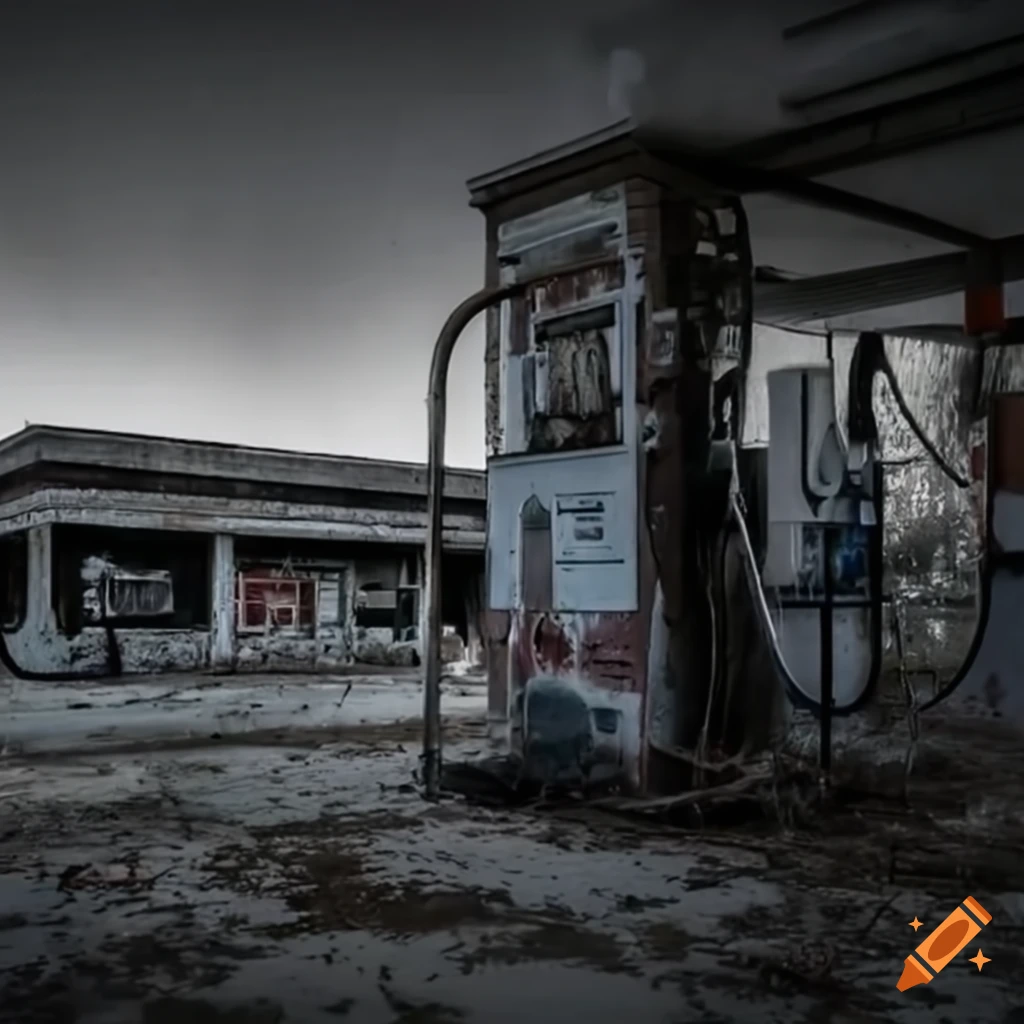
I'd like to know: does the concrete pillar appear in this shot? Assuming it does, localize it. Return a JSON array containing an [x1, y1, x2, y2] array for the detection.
[[26, 525, 56, 631], [210, 534, 236, 673], [417, 547, 427, 666], [3, 524, 68, 675]]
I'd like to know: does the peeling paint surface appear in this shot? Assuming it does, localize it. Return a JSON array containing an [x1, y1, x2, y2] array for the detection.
[[511, 610, 643, 790]]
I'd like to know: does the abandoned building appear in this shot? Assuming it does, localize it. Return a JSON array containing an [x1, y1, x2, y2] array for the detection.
[[0, 424, 486, 676]]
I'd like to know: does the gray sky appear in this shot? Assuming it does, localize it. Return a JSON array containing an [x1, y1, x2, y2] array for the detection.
[[5, 0, 1012, 468], [0, 0, 651, 468]]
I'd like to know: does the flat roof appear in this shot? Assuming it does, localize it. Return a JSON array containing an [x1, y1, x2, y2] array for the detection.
[[466, 119, 725, 211], [0, 425, 485, 502], [466, 119, 638, 198]]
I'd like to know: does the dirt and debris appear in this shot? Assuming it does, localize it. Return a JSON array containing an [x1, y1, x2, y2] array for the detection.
[[1, 678, 1023, 1024]]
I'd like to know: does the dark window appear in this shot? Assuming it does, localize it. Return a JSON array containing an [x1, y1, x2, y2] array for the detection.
[[1, 534, 27, 631]]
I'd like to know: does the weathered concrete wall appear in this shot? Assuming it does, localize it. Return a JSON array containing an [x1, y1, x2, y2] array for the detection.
[[2, 526, 214, 676], [0, 476, 490, 678], [67, 628, 211, 674], [351, 628, 419, 667], [0, 424, 486, 503], [235, 634, 348, 673], [0, 487, 485, 551], [3, 525, 449, 678]]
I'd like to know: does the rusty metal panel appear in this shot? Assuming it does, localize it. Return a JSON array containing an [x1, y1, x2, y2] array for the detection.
[[506, 609, 645, 791], [578, 612, 645, 689], [530, 261, 625, 317]]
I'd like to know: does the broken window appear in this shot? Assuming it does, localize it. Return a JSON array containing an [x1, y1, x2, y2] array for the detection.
[[236, 573, 317, 634], [525, 305, 620, 453], [104, 571, 175, 619]]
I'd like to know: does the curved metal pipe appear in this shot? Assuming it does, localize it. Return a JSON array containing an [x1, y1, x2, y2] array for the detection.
[[422, 283, 523, 800], [728, 492, 808, 701]]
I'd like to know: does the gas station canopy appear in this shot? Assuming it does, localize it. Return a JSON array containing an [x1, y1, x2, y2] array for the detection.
[[566, 0, 1024, 335]]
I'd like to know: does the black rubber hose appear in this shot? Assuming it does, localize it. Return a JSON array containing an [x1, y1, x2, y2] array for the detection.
[[849, 331, 969, 489]]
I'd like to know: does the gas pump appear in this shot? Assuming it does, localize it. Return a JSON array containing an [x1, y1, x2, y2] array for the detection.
[[484, 189, 649, 794], [440, 133, 762, 799], [757, 338, 885, 776], [762, 346, 885, 711]]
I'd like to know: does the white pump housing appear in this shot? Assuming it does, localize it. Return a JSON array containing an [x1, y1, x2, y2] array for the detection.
[[766, 364, 852, 526], [761, 363, 879, 711]]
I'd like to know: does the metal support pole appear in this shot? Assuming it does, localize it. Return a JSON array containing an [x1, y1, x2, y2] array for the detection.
[[422, 283, 522, 801], [819, 525, 834, 787]]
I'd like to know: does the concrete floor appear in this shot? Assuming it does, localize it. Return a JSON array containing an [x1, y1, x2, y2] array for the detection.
[[0, 673, 485, 757], [1, 675, 1023, 1024]]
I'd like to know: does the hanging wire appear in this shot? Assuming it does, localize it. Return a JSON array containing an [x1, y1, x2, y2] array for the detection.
[[753, 323, 970, 488]]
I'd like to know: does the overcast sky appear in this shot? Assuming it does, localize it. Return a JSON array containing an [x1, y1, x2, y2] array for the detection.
[[6, 0, 1003, 468], [0, 0, 647, 468]]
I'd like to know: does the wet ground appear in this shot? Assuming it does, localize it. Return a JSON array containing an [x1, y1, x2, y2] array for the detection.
[[2, 679, 1023, 1024]]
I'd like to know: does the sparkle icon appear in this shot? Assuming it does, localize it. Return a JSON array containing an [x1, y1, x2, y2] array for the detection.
[[896, 897, 993, 992], [969, 950, 990, 972]]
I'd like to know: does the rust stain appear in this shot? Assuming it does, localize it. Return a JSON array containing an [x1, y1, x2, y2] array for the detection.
[[530, 261, 625, 317], [532, 615, 574, 674], [510, 610, 643, 692], [579, 613, 643, 689]]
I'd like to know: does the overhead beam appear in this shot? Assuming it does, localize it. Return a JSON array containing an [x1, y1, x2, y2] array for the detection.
[[637, 129, 989, 248], [782, 0, 907, 42], [781, 32, 1024, 118], [753, 230, 1024, 325], [725, 65, 1024, 179]]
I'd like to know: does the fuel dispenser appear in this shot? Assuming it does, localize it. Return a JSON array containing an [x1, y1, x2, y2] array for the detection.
[[763, 353, 884, 704], [424, 127, 766, 798], [421, 123, 1013, 802]]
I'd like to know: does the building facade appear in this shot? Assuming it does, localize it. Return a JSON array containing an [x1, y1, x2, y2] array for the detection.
[[0, 426, 485, 677]]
